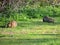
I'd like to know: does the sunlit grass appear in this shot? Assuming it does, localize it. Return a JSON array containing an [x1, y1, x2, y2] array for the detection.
[[0, 17, 60, 38], [0, 17, 60, 45]]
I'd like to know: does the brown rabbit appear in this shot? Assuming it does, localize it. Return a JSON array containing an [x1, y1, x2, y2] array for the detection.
[[7, 21, 17, 28]]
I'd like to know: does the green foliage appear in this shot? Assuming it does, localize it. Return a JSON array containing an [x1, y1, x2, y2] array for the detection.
[[18, 5, 60, 18], [0, 1, 60, 26], [1, 6, 60, 20]]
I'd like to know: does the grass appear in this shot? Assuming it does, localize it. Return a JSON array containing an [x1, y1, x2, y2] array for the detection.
[[0, 17, 60, 45], [0, 38, 60, 45]]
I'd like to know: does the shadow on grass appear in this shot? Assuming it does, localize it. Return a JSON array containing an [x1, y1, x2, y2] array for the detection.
[[54, 22, 60, 25], [0, 26, 5, 28]]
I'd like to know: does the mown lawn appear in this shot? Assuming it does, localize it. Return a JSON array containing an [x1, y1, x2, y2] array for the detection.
[[0, 17, 60, 45], [0, 38, 60, 45]]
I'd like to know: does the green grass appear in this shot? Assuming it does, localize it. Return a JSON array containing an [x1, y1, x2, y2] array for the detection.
[[0, 38, 60, 45], [0, 17, 60, 45]]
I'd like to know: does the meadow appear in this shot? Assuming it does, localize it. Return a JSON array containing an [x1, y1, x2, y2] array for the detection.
[[0, 17, 60, 45], [0, 0, 60, 45]]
